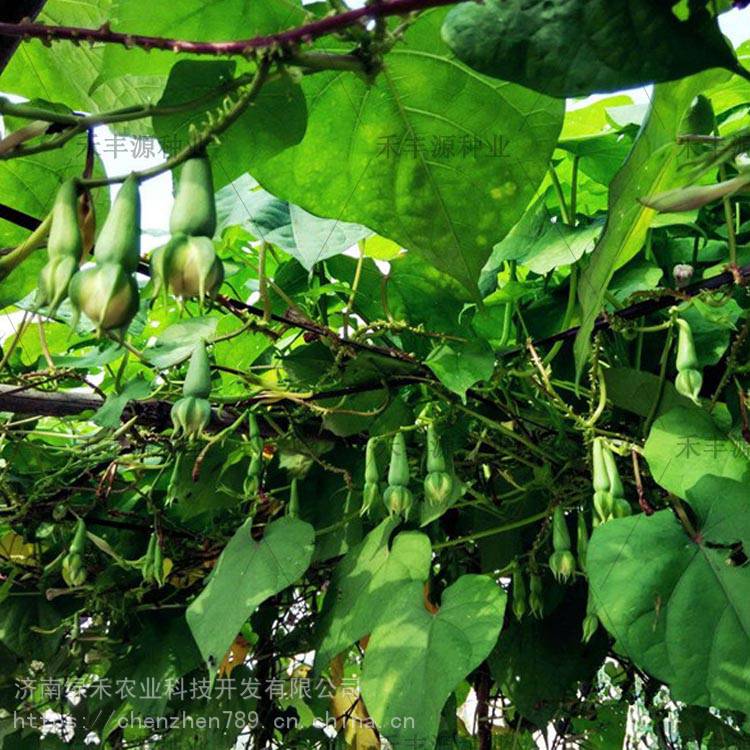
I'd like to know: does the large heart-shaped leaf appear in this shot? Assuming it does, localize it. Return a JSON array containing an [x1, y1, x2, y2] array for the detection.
[[588, 476, 750, 713], [314, 519, 431, 671], [442, 0, 741, 98], [248, 8, 563, 295], [644, 406, 750, 499], [361, 574, 505, 746], [186, 516, 314, 669]]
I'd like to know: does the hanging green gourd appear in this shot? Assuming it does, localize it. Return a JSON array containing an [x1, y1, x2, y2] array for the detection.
[[383, 432, 413, 518], [170, 155, 217, 238], [153, 536, 165, 587], [151, 154, 224, 304], [171, 341, 212, 442], [37, 180, 83, 313], [592, 438, 613, 524], [287, 478, 300, 519], [361, 437, 381, 516], [141, 532, 157, 584], [93, 175, 141, 272], [674, 318, 703, 404], [511, 565, 527, 620], [423, 424, 453, 506], [582, 589, 599, 643], [62, 519, 87, 587], [592, 439, 630, 523], [69, 174, 141, 336], [528, 571, 543, 618], [244, 413, 263, 497], [604, 448, 631, 518], [548, 506, 576, 582]]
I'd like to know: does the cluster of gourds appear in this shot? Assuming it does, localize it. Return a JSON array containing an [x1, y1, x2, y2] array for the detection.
[[36, 152, 224, 336], [591, 438, 631, 525], [139, 531, 166, 587], [674, 317, 703, 404], [361, 424, 458, 520]]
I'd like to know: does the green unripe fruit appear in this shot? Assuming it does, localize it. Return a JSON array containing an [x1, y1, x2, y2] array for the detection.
[[602, 448, 624, 499], [182, 340, 212, 399], [37, 254, 79, 313], [62, 552, 86, 587], [425, 424, 447, 473], [582, 589, 599, 643], [153, 539, 164, 586], [529, 572, 543, 618], [387, 432, 409, 487], [551, 506, 571, 552], [48, 180, 83, 260], [364, 438, 379, 485], [244, 454, 262, 497], [151, 235, 224, 302], [593, 491, 613, 523], [94, 175, 141, 272], [582, 613, 599, 643], [549, 549, 576, 583], [612, 497, 632, 518], [383, 484, 413, 518], [362, 482, 380, 516], [675, 368, 702, 404], [71, 519, 87, 555], [424, 471, 453, 506], [170, 396, 211, 442], [675, 318, 699, 372], [69, 262, 139, 335], [511, 566, 526, 620], [288, 478, 300, 519], [592, 439, 610, 494], [170, 155, 217, 238]]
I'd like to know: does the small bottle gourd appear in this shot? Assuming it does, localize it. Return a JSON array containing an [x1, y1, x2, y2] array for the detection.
[[171, 340, 212, 441], [69, 174, 141, 336], [37, 180, 83, 313], [383, 432, 413, 518], [151, 154, 224, 304], [548, 506, 576, 582], [674, 317, 702, 404]]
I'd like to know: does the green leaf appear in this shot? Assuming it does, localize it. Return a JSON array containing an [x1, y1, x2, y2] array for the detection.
[[644, 406, 750, 499], [588, 475, 750, 713], [249, 8, 563, 295], [442, 0, 741, 98], [93, 375, 151, 429], [145, 317, 218, 369], [485, 193, 603, 275], [574, 70, 729, 377], [186, 516, 314, 669], [426, 340, 495, 399], [314, 520, 430, 671], [361, 574, 505, 746], [215, 174, 371, 269], [153, 62, 308, 190]]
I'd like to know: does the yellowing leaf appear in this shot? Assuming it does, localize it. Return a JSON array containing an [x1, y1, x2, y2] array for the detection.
[[0, 532, 35, 563], [218, 635, 251, 678]]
